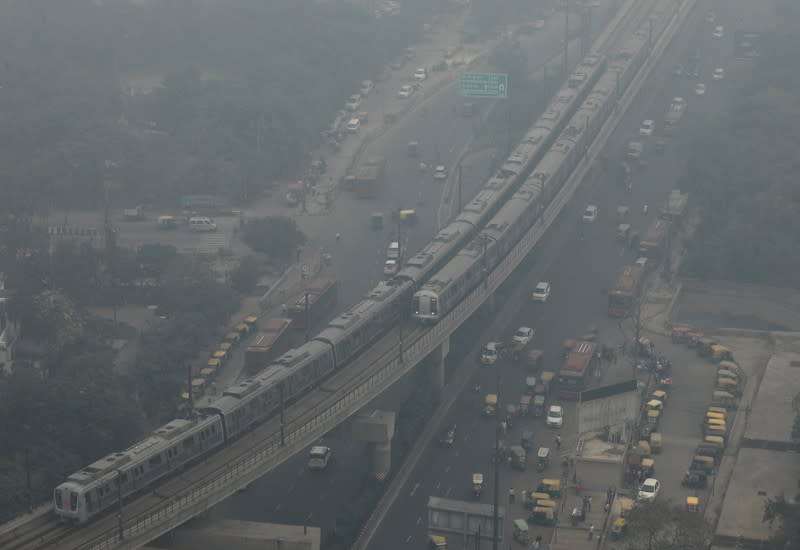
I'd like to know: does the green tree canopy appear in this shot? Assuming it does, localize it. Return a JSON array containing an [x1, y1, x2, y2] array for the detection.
[[242, 216, 307, 261]]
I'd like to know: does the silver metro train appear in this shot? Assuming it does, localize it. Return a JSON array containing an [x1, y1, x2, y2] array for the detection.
[[53, 35, 660, 524], [413, 20, 659, 323]]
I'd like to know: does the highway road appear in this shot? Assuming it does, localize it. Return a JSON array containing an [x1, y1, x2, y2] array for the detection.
[[213, 8, 619, 539], [366, 0, 775, 546]]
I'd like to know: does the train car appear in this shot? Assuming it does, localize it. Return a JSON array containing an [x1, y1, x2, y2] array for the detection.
[[270, 341, 336, 399], [200, 367, 286, 441], [54, 415, 224, 523], [314, 281, 407, 365]]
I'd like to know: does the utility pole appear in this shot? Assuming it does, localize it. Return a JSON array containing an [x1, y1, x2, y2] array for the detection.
[[457, 164, 463, 213], [187, 363, 194, 416], [304, 290, 311, 343], [563, 2, 569, 75], [116, 470, 125, 540], [491, 363, 501, 550], [279, 385, 286, 446]]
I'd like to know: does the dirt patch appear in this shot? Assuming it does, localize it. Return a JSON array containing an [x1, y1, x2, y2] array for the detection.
[[673, 278, 800, 332]]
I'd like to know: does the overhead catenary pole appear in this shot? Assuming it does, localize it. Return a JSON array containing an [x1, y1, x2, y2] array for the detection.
[[304, 290, 311, 343], [563, 2, 569, 75], [491, 360, 501, 550]]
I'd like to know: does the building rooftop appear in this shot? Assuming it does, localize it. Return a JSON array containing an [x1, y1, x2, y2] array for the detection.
[[744, 352, 800, 446], [716, 448, 800, 543]]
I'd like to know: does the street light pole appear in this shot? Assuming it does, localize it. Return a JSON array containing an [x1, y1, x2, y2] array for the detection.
[[491, 363, 501, 550]]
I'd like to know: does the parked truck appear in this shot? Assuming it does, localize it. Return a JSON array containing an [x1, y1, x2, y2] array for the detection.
[[558, 341, 598, 400], [287, 278, 339, 329], [245, 318, 292, 374], [347, 156, 386, 198], [639, 219, 671, 260]]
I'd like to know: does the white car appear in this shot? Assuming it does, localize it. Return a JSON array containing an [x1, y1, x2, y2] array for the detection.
[[712, 67, 725, 80], [546, 405, 564, 428], [713, 25, 724, 38], [635, 257, 649, 270], [413, 68, 427, 81], [360, 80, 374, 96], [383, 259, 399, 277], [695, 83, 706, 96], [639, 119, 655, 137], [532, 282, 551, 302], [582, 205, 598, 223], [434, 165, 447, 180], [513, 326, 534, 346], [481, 342, 501, 365], [345, 94, 362, 111], [308, 446, 332, 470], [638, 478, 661, 501], [397, 85, 414, 98]]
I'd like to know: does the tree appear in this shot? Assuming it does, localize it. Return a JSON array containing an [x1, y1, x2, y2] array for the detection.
[[625, 500, 711, 550], [763, 493, 800, 549], [230, 255, 261, 294], [242, 216, 306, 262]]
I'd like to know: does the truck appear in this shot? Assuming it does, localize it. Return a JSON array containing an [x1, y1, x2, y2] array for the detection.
[[608, 265, 644, 318], [244, 318, 292, 374], [287, 278, 339, 329], [558, 341, 598, 400], [639, 219, 671, 260], [123, 206, 144, 221], [348, 156, 386, 198], [663, 97, 686, 134], [660, 189, 689, 222]]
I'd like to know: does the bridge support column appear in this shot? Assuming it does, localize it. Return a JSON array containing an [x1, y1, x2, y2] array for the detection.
[[352, 410, 396, 480], [429, 336, 449, 391]]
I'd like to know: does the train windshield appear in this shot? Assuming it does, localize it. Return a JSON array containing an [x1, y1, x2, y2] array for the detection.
[[429, 297, 438, 315], [55, 489, 63, 508], [70, 492, 78, 511], [412, 296, 420, 314]]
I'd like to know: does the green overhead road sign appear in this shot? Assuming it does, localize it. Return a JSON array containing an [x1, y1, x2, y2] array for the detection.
[[459, 72, 508, 98]]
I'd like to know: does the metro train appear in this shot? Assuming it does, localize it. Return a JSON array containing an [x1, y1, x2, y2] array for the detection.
[[413, 23, 658, 323], [52, 30, 659, 524]]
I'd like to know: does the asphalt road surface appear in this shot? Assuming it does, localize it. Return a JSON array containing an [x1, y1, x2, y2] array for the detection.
[[367, 0, 775, 547], [213, 11, 619, 538]]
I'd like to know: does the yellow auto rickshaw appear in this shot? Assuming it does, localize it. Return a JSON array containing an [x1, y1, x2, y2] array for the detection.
[[646, 399, 664, 412], [650, 432, 662, 454], [692, 455, 715, 474], [718, 360, 741, 376], [707, 406, 727, 416], [243, 315, 259, 329], [157, 215, 178, 230], [611, 517, 628, 539], [225, 331, 241, 346], [428, 534, 447, 549], [641, 457, 655, 477], [705, 422, 727, 439], [686, 496, 700, 512], [638, 440, 652, 457], [200, 367, 216, 379], [207, 357, 221, 371], [235, 322, 250, 336], [536, 478, 561, 498], [704, 435, 726, 449], [710, 344, 734, 363], [716, 377, 741, 396], [399, 209, 418, 224], [712, 390, 736, 410], [717, 368, 739, 383], [536, 498, 557, 510], [646, 409, 660, 428], [191, 377, 207, 397], [213, 349, 228, 363], [218, 342, 233, 354], [525, 491, 551, 510], [706, 411, 726, 423], [670, 325, 692, 343], [651, 390, 668, 405], [529, 507, 557, 526]]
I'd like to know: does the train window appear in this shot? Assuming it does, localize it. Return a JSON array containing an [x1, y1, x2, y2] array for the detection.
[[120, 472, 128, 483], [86, 492, 94, 511], [148, 455, 163, 468], [55, 489, 63, 508], [70, 492, 78, 511], [182, 437, 194, 450]]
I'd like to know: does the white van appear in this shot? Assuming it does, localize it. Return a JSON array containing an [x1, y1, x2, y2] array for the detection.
[[308, 446, 332, 470], [188, 217, 217, 232]]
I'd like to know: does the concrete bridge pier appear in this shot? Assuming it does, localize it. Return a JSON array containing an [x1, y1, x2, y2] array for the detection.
[[428, 336, 449, 391], [352, 410, 396, 480]]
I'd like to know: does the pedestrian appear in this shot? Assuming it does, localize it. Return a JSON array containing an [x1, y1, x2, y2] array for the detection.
[[533, 538, 541, 550], [555, 434, 561, 450], [588, 523, 594, 540], [509, 488, 515, 504], [588, 495, 593, 512]]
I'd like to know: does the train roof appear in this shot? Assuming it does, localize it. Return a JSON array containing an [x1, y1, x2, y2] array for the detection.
[[420, 235, 493, 294]]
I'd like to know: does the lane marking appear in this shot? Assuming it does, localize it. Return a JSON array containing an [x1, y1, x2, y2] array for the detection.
[[274, 503, 282, 512], [444, 465, 451, 473], [405, 535, 412, 543], [417, 516, 423, 525], [445, 487, 452, 497], [410, 482, 420, 497]]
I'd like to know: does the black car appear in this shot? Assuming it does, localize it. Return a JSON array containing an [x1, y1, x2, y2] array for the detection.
[[439, 424, 457, 447]]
